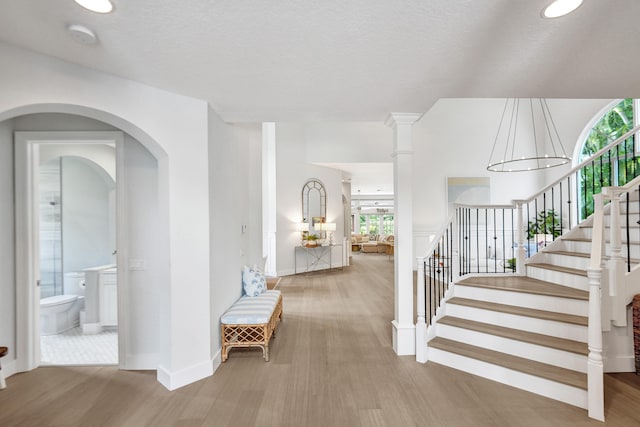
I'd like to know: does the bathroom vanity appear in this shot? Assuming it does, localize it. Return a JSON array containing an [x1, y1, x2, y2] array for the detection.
[[82, 264, 117, 334]]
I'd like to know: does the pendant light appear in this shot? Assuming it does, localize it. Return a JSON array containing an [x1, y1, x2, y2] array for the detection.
[[486, 99, 571, 172]]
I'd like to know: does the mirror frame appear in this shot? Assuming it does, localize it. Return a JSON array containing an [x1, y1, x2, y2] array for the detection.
[[302, 178, 326, 236]]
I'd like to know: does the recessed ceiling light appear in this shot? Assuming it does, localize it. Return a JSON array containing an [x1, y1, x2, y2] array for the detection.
[[542, 0, 583, 18], [74, 0, 114, 14], [67, 24, 98, 45]]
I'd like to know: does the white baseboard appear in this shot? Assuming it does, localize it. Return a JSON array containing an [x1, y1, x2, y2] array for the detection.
[[82, 323, 103, 334], [212, 349, 221, 373], [392, 320, 416, 355], [157, 358, 214, 391], [124, 353, 158, 370], [604, 355, 636, 373]]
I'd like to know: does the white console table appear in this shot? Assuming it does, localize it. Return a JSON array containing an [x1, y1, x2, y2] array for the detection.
[[294, 244, 343, 274]]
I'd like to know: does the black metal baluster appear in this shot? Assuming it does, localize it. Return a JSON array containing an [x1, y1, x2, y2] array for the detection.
[[627, 193, 631, 273], [567, 176, 572, 230], [475, 209, 480, 273], [485, 209, 489, 273]]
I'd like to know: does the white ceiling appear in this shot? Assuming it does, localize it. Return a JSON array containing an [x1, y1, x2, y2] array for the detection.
[[318, 162, 393, 196], [1, 1, 639, 123]]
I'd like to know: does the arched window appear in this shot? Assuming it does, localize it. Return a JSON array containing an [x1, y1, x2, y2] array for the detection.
[[577, 98, 639, 219]]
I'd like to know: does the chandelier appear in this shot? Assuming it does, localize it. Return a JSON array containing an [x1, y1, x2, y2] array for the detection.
[[487, 99, 571, 172]]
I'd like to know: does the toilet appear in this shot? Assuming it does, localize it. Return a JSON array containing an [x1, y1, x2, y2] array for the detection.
[[40, 272, 86, 336]]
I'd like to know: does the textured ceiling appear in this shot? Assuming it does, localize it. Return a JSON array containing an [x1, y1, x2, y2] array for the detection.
[[1, 1, 639, 122]]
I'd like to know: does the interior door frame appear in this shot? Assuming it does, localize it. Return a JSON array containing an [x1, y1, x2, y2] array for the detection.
[[15, 131, 126, 371]]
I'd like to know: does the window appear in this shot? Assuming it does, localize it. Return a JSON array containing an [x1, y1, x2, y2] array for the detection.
[[383, 215, 394, 235], [578, 98, 639, 219]]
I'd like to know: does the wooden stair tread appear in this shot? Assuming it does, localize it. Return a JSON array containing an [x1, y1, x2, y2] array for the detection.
[[428, 337, 587, 390], [447, 297, 588, 326], [526, 262, 588, 277], [457, 275, 588, 300], [544, 250, 590, 258], [561, 236, 640, 246], [438, 316, 588, 355]]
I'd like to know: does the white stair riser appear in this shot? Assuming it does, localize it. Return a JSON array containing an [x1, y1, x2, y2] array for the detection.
[[427, 347, 588, 409], [445, 303, 588, 342], [453, 285, 588, 316], [558, 240, 640, 259], [436, 324, 587, 373], [525, 266, 588, 291], [536, 253, 590, 271], [577, 227, 637, 241]]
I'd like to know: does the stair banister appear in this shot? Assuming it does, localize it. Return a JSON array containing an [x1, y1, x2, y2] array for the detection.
[[514, 200, 526, 275], [587, 192, 605, 422], [521, 125, 640, 206]]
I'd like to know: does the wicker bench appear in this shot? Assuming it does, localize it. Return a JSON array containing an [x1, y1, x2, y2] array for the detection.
[[220, 290, 282, 362]]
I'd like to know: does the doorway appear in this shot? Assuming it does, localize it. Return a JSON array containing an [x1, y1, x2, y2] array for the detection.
[[15, 131, 125, 369]]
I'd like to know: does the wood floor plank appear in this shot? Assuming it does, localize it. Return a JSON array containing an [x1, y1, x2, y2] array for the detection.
[[0, 254, 638, 426]]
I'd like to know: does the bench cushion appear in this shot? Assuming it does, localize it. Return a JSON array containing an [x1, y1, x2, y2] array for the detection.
[[221, 290, 281, 324]]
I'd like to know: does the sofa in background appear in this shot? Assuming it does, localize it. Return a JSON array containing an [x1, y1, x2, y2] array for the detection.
[[352, 234, 394, 253]]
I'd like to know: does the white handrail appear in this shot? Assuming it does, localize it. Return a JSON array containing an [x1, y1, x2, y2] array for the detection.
[[522, 125, 640, 204]]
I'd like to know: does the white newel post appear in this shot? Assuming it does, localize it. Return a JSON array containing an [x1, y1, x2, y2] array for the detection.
[[514, 200, 526, 275], [386, 112, 422, 356], [587, 267, 605, 422], [587, 193, 604, 422], [605, 188, 626, 327], [416, 256, 427, 363]]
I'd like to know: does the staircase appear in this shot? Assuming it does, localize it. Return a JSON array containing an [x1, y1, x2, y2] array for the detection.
[[424, 188, 640, 413]]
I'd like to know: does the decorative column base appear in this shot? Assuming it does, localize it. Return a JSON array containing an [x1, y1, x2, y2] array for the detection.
[[392, 320, 416, 355]]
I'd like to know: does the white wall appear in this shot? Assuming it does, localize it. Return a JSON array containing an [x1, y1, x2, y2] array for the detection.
[[208, 110, 263, 359], [275, 123, 346, 275], [0, 41, 211, 390], [0, 120, 15, 367], [61, 157, 113, 274]]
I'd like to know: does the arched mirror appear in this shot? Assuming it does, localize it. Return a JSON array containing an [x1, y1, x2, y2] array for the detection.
[[302, 179, 326, 236]]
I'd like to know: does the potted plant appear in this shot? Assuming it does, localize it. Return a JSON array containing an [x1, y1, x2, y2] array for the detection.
[[527, 209, 562, 240], [304, 234, 319, 247]]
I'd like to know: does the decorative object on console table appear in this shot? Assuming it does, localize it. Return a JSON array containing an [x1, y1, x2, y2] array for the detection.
[[303, 234, 319, 248], [315, 222, 336, 244], [296, 222, 309, 246]]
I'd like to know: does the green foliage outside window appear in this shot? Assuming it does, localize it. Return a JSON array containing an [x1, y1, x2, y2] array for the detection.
[[578, 98, 640, 220], [383, 215, 394, 235]]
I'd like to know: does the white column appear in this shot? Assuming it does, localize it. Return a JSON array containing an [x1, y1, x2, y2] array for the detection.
[[386, 112, 422, 356], [262, 123, 277, 276], [415, 256, 427, 363]]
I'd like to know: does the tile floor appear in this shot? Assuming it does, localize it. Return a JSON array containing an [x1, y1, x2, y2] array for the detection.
[[40, 327, 118, 365]]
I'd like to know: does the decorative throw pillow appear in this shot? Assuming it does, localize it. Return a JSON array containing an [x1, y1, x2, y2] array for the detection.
[[242, 265, 266, 297]]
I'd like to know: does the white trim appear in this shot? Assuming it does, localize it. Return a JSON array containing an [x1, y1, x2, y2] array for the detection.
[[14, 131, 125, 373], [156, 358, 214, 391], [392, 320, 416, 355], [124, 353, 159, 370]]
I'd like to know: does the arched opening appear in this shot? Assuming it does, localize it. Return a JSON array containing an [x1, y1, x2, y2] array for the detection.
[[2, 105, 169, 374], [574, 99, 640, 220]]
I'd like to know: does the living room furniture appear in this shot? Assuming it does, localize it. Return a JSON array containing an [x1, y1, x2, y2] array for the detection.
[[220, 290, 283, 362]]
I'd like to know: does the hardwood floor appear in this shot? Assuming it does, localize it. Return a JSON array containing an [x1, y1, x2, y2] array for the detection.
[[2, 253, 640, 426]]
